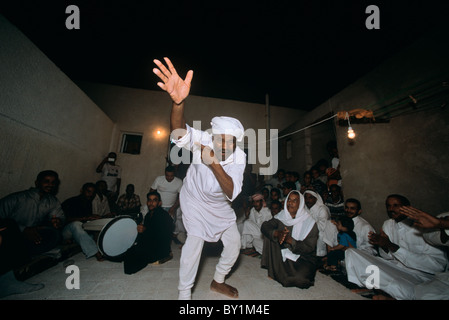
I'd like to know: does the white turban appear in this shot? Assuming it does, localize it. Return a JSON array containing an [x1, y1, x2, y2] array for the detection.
[[210, 116, 244, 142]]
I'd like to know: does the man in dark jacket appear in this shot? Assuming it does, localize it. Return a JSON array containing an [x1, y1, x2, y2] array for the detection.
[[123, 191, 174, 274]]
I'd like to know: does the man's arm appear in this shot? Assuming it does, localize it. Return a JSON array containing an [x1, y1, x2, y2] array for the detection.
[[153, 58, 193, 137]]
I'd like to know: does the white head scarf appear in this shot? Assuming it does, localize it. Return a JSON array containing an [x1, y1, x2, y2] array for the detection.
[[211, 116, 245, 142], [275, 190, 316, 262]]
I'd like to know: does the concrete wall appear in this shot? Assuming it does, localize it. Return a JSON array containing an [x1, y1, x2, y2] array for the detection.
[[279, 28, 449, 231], [0, 15, 115, 201], [77, 82, 305, 201]]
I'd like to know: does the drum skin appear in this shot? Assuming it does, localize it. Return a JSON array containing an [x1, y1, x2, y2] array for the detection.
[[97, 216, 138, 261]]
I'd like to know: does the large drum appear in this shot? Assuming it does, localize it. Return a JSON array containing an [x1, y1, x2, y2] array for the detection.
[[89, 216, 138, 261]]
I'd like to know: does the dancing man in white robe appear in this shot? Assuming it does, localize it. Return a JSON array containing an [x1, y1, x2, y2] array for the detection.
[[345, 194, 447, 300], [153, 57, 246, 300], [241, 193, 272, 254]]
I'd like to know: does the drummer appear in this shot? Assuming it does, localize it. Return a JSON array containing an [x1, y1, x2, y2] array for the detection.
[[123, 191, 174, 274], [61, 183, 104, 261]]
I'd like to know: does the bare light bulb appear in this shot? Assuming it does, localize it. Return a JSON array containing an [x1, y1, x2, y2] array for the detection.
[[157, 130, 161, 135], [347, 126, 356, 139]]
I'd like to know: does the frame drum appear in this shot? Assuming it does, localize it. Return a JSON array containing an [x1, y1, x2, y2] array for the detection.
[[97, 216, 138, 261]]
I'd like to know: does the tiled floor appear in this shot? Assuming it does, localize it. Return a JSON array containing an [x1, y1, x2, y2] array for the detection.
[[2, 242, 367, 300]]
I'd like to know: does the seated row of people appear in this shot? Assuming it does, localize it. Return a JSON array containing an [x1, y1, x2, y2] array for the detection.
[[239, 182, 448, 299]]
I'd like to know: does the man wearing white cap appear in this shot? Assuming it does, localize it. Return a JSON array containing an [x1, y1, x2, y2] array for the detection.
[[153, 57, 246, 300]]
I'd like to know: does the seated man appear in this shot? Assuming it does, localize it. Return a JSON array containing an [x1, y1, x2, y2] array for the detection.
[[92, 180, 114, 218], [0, 218, 44, 298], [123, 191, 174, 274], [61, 183, 103, 261], [270, 200, 282, 217], [322, 198, 376, 257], [149, 165, 182, 219], [241, 193, 272, 254], [303, 190, 330, 258], [116, 184, 141, 218], [345, 194, 447, 300], [400, 206, 449, 300], [0, 170, 64, 256], [261, 190, 319, 289]]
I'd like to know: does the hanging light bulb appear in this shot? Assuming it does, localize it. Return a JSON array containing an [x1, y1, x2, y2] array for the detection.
[[344, 112, 356, 139], [347, 126, 356, 139]]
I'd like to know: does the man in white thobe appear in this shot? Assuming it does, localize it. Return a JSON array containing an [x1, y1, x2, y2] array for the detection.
[[303, 190, 330, 257], [323, 198, 376, 256], [241, 193, 272, 254], [345, 195, 447, 300], [400, 206, 449, 300], [153, 57, 246, 300]]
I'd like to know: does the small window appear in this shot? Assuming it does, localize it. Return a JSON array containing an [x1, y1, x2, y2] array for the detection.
[[120, 133, 143, 155]]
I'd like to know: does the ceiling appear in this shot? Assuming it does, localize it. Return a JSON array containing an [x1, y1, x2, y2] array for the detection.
[[2, 0, 449, 110]]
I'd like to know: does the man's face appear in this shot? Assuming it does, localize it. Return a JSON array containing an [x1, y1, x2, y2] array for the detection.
[[126, 185, 134, 195], [304, 193, 317, 209], [344, 201, 360, 218], [270, 203, 281, 216], [253, 199, 263, 212], [83, 186, 96, 201], [286, 192, 300, 216], [386, 197, 406, 222], [97, 181, 107, 194], [213, 134, 236, 161], [270, 191, 279, 201], [165, 171, 175, 183], [107, 153, 116, 164], [282, 187, 292, 196], [36, 175, 58, 195], [147, 195, 161, 211]]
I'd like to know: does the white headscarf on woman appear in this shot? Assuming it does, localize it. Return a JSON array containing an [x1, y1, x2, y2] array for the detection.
[[275, 190, 316, 262]]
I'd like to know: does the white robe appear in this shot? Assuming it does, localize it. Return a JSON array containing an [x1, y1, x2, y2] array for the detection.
[[304, 190, 330, 257], [323, 215, 377, 256], [241, 206, 272, 253], [173, 124, 246, 242], [345, 218, 448, 300], [414, 212, 449, 300]]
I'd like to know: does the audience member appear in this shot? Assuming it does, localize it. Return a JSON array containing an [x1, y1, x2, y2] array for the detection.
[[61, 183, 104, 261], [345, 194, 447, 300], [123, 191, 173, 274], [92, 180, 114, 218], [0, 170, 64, 256], [281, 181, 296, 202], [241, 193, 272, 254], [116, 184, 141, 218], [261, 187, 271, 208], [261, 190, 319, 289], [0, 218, 45, 298], [310, 167, 327, 196], [265, 169, 286, 189], [325, 184, 345, 218], [290, 171, 301, 191], [300, 171, 314, 193], [96, 152, 122, 209], [323, 198, 376, 256], [324, 216, 356, 272], [150, 165, 182, 219], [303, 190, 330, 257], [400, 206, 449, 300], [270, 188, 282, 206], [270, 200, 282, 217]]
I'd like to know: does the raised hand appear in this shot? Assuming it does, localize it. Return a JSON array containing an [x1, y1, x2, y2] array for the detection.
[[153, 57, 193, 105], [399, 206, 441, 229]]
